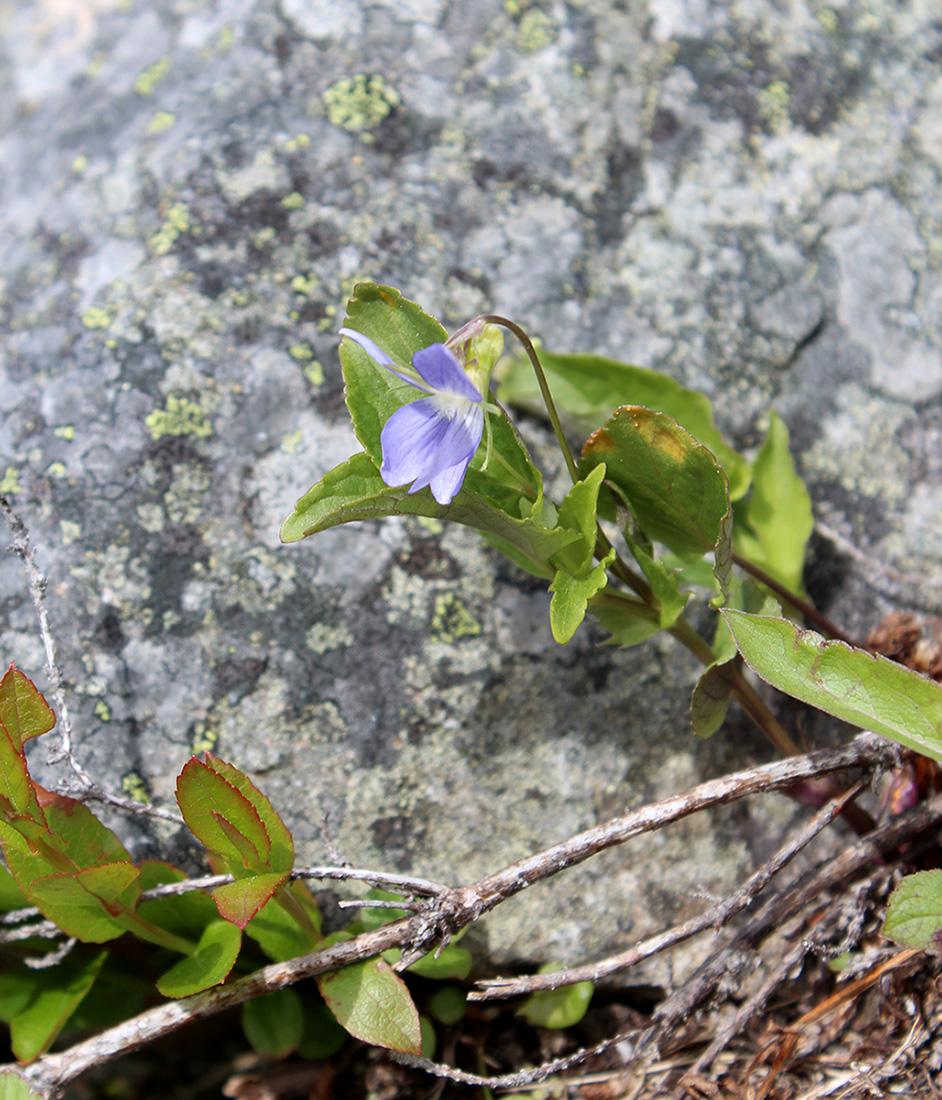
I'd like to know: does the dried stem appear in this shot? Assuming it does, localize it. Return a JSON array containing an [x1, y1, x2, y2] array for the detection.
[[6, 735, 905, 1095]]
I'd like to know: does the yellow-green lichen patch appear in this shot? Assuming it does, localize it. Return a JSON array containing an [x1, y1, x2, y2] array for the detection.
[[54, 425, 76, 440], [757, 81, 790, 134], [60, 520, 82, 545], [94, 699, 111, 722], [516, 10, 556, 52], [281, 429, 302, 454], [47, 461, 67, 479], [145, 395, 212, 440], [163, 463, 212, 524], [305, 621, 354, 654], [323, 74, 400, 137], [121, 772, 150, 803], [0, 467, 21, 495], [289, 342, 314, 361], [281, 191, 305, 210], [431, 592, 481, 644], [816, 7, 839, 33], [148, 110, 177, 134], [149, 202, 191, 255], [136, 502, 165, 533], [284, 133, 311, 152], [72, 155, 88, 175], [134, 57, 171, 96], [291, 274, 319, 297], [191, 722, 217, 754], [81, 305, 116, 329], [303, 361, 324, 387]]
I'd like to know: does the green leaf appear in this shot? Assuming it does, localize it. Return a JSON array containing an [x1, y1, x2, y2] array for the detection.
[[420, 1016, 436, 1059], [340, 283, 449, 463], [241, 988, 304, 1058], [517, 966, 593, 1029], [549, 551, 615, 645], [176, 756, 274, 874], [9, 950, 107, 1062], [733, 412, 813, 594], [246, 883, 323, 961], [199, 755, 294, 874], [137, 860, 219, 939], [724, 611, 942, 762], [883, 871, 942, 952], [588, 599, 661, 648], [0, 1071, 45, 1099], [0, 665, 56, 750], [359, 889, 408, 931], [496, 348, 751, 500], [40, 790, 134, 869], [381, 943, 473, 981], [281, 453, 579, 574], [690, 660, 735, 739], [318, 956, 421, 1055], [0, 861, 26, 911], [553, 464, 607, 574], [25, 863, 140, 943], [212, 872, 289, 929], [298, 997, 348, 1059], [157, 919, 242, 998], [627, 540, 689, 629], [580, 406, 731, 569], [427, 985, 467, 1025], [0, 723, 41, 825]]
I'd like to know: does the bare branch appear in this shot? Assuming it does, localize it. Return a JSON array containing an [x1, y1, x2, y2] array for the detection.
[[6, 736, 910, 1095], [470, 779, 867, 1001]]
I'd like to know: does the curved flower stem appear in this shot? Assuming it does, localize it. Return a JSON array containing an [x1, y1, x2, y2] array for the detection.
[[478, 314, 580, 485]]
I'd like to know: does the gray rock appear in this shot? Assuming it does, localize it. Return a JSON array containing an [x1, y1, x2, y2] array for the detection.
[[1, 0, 939, 984]]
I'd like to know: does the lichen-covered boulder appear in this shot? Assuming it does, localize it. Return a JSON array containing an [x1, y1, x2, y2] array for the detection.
[[1, 0, 939, 979]]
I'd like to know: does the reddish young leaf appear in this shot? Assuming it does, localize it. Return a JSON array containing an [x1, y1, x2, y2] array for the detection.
[[26, 863, 140, 943], [0, 723, 43, 826], [212, 872, 288, 929], [0, 665, 56, 751], [37, 787, 134, 867], [176, 757, 272, 873], [200, 754, 294, 874]]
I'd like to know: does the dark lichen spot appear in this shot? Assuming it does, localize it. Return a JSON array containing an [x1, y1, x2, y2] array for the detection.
[[93, 604, 126, 653], [397, 539, 460, 580], [372, 814, 425, 872]]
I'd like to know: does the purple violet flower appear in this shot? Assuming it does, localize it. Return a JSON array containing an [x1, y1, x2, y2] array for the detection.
[[339, 328, 486, 505]]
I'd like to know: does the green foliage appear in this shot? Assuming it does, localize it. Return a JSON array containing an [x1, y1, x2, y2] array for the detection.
[[496, 347, 751, 499], [724, 611, 942, 761], [0, 1072, 44, 1099], [517, 967, 593, 1029], [427, 985, 467, 1024], [156, 919, 242, 998], [579, 406, 732, 591], [883, 871, 942, 953], [297, 998, 348, 1059], [733, 412, 813, 594], [318, 955, 422, 1055], [241, 988, 304, 1058], [6, 951, 106, 1061], [690, 659, 735, 740]]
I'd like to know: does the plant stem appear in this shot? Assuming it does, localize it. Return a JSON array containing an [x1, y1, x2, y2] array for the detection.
[[478, 315, 580, 485], [731, 551, 859, 645], [275, 883, 322, 948]]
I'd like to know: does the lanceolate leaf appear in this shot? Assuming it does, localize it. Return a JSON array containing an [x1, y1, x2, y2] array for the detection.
[[281, 452, 580, 573], [733, 412, 813, 594], [318, 957, 421, 1055], [883, 870, 942, 952], [496, 347, 751, 500], [724, 611, 942, 762], [157, 919, 242, 998], [9, 950, 107, 1062], [549, 552, 615, 645], [581, 406, 731, 566]]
